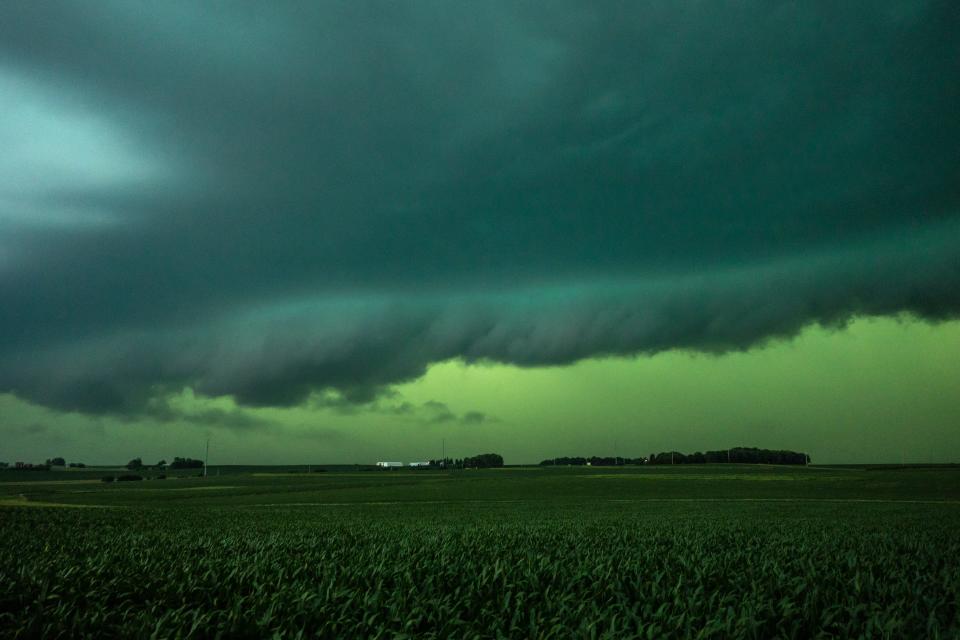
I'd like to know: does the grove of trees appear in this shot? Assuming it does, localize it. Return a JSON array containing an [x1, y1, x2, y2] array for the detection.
[[648, 447, 809, 465], [540, 456, 646, 467], [123, 457, 202, 469], [540, 447, 810, 466], [169, 457, 204, 469], [427, 454, 505, 469], [462, 453, 504, 468]]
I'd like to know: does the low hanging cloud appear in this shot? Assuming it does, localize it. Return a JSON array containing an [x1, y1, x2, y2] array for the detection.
[[306, 393, 493, 426], [461, 412, 495, 427], [421, 402, 496, 426], [141, 399, 277, 431], [0, 2, 958, 417]]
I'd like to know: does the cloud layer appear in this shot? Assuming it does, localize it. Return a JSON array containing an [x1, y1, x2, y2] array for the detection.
[[0, 1, 958, 415]]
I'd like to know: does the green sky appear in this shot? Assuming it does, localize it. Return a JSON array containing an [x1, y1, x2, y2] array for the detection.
[[1, 4, 958, 465], [3, 316, 956, 466]]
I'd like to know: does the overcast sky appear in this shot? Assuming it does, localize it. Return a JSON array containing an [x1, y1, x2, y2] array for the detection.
[[1, 2, 958, 464]]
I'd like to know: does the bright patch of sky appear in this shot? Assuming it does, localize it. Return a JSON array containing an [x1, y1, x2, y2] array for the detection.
[[0, 68, 169, 230]]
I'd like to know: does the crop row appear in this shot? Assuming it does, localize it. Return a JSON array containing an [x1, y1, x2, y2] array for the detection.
[[1, 507, 958, 638]]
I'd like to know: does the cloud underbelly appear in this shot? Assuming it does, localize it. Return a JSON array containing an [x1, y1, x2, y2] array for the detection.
[[3, 218, 957, 414]]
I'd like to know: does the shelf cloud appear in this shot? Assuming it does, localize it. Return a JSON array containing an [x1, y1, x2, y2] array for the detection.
[[1, 1, 957, 416]]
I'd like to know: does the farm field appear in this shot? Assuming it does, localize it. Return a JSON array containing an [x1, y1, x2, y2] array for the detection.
[[2, 465, 959, 638]]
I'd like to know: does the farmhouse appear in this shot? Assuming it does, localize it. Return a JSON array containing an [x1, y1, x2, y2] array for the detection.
[[376, 461, 403, 468], [409, 462, 431, 468]]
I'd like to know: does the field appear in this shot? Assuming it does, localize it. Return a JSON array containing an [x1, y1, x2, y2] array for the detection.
[[1, 465, 959, 638]]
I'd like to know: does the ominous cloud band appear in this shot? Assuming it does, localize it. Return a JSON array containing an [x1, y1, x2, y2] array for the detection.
[[0, 1, 958, 415]]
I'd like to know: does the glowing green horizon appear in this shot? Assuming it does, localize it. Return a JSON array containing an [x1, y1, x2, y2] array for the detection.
[[3, 316, 957, 466]]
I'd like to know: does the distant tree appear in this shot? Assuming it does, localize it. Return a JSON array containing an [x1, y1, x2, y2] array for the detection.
[[549, 457, 587, 466], [462, 453, 504, 468], [543, 456, 649, 466], [646, 447, 809, 466], [169, 457, 203, 469], [0, 462, 8, 469], [46, 457, 66, 467], [68, 462, 86, 468], [157, 460, 167, 468], [19, 464, 51, 471], [126, 457, 143, 470]]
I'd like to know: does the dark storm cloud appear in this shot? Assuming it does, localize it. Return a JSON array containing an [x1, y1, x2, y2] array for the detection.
[[461, 412, 493, 426], [0, 1, 958, 415], [417, 401, 493, 426], [422, 402, 457, 425], [142, 398, 275, 431], [301, 393, 492, 425]]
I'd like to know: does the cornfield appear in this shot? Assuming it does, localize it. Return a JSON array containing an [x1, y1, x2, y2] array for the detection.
[[2, 504, 958, 638]]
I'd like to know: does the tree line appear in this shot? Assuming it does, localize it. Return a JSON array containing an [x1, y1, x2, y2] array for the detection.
[[0, 458, 86, 471], [126, 457, 205, 470], [541, 447, 810, 466], [540, 456, 645, 467], [427, 453, 504, 469]]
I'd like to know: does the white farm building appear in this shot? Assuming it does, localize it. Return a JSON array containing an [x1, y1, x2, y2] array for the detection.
[[376, 461, 403, 468]]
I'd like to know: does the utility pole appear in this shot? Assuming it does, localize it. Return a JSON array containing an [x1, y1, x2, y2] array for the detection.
[[204, 436, 209, 478]]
